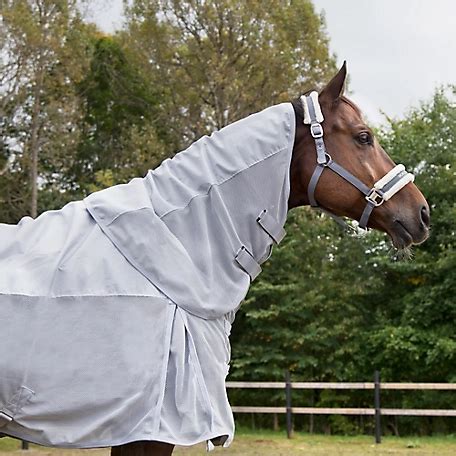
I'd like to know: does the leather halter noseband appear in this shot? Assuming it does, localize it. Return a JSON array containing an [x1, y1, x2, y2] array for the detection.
[[301, 92, 415, 230]]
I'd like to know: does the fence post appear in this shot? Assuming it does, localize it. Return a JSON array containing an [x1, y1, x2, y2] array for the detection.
[[374, 370, 381, 444], [285, 370, 293, 438], [21, 440, 29, 450]]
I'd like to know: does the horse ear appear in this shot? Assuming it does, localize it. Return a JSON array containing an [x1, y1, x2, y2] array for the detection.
[[319, 61, 347, 103]]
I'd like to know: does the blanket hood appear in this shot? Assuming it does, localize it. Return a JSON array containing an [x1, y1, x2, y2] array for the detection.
[[84, 103, 296, 319]]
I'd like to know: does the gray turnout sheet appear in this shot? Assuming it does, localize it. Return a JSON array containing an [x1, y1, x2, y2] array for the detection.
[[0, 103, 295, 448]]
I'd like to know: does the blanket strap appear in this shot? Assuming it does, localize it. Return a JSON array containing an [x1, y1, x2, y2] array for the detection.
[[235, 246, 261, 281], [256, 210, 286, 244], [0, 386, 34, 428], [0, 412, 12, 428]]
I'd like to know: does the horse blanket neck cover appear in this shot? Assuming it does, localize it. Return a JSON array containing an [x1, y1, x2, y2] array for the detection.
[[0, 103, 295, 448]]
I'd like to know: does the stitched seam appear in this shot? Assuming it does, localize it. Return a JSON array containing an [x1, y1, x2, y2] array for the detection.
[[104, 206, 150, 226], [160, 145, 289, 220], [151, 303, 176, 435], [2, 387, 34, 417], [159, 106, 293, 219], [0, 292, 169, 299], [178, 309, 215, 428]]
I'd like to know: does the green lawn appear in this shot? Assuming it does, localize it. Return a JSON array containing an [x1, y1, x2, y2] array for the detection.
[[1, 431, 455, 455]]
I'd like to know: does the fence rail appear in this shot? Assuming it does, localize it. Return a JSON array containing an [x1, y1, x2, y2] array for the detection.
[[226, 373, 456, 444], [226, 381, 456, 390], [230, 406, 456, 417]]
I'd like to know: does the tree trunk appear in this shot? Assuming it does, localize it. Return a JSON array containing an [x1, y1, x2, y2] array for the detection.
[[309, 390, 315, 433], [273, 413, 279, 431], [29, 68, 42, 219], [0, 162, 8, 176]]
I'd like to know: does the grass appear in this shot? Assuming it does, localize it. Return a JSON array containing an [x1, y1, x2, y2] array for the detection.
[[1, 430, 455, 455]]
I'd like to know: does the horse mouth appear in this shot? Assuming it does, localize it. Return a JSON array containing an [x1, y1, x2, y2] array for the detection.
[[388, 219, 429, 249]]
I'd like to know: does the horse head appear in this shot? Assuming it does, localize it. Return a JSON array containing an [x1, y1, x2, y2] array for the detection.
[[289, 62, 430, 250]]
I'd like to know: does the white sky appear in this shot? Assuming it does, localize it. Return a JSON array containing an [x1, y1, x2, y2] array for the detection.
[[313, 0, 456, 124], [89, 0, 456, 125]]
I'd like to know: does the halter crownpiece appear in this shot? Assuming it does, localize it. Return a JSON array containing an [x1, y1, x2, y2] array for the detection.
[[301, 91, 415, 230]]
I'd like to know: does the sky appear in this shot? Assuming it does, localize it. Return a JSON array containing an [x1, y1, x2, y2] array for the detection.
[[89, 0, 456, 125], [313, 0, 456, 124]]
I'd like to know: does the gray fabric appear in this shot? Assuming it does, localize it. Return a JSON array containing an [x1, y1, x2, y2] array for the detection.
[[301, 95, 326, 164], [359, 201, 376, 229], [307, 165, 325, 207], [314, 135, 327, 165], [257, 210, 286, 244], [234, 247, 262, 281], [326, 161, 371, 196], [0, 103, 295, 448], [379, 169, 408, 193], [84, 103, 294, 319]]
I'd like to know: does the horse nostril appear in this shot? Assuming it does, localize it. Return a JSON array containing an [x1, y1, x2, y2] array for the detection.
[[420, 205, 430, 228]]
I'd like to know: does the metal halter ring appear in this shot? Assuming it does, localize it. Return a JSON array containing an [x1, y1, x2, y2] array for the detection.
[[366, 188, 385, 206], [323, 153, 332, 166]]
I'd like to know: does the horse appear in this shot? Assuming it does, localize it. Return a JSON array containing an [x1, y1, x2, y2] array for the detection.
[[0, 63, 429, 456]]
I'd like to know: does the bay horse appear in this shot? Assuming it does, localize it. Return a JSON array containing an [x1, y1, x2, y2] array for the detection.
[[0, 63, 429, 455], [110, 64, 429, 455]]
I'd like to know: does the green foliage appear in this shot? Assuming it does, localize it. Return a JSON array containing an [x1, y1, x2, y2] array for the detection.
[[123, 0, 337, 148], [361, 89, 456, 382], [0, 0, 93, 221], [230, 88, 456, 434], [72, 36, 168, 195], [230, 208, 376, 381]]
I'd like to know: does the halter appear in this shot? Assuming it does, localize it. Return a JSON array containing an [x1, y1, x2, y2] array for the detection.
[[301, 92, 415, 230]]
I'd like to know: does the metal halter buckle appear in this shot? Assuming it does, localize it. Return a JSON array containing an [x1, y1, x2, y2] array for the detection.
[[366, 188, 385, 206], [310, 123, 323, 138]]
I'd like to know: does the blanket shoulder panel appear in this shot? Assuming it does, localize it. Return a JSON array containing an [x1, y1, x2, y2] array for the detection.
[[0, 199, 163, 298]]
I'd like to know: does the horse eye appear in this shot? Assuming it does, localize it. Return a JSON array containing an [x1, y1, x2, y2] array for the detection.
[[357, 131, 372, 145]]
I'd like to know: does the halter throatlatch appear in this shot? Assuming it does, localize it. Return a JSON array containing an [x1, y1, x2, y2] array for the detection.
[[301, 92, 415, 230]]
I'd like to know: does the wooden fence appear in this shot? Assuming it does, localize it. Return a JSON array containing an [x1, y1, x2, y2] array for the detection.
[[226, 371, 456, 444]]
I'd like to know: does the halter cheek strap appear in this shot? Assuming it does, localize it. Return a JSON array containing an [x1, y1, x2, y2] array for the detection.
[[301, 92, 415, 230]]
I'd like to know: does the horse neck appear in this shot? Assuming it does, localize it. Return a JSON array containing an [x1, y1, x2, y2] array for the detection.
[[288, 103, 310, 210]]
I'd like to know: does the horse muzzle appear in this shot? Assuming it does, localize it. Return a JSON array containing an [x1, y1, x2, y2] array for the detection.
[[388, 203, 430, 249]]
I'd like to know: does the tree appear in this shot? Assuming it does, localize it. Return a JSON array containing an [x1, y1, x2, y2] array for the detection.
[[230, 208, 378, 381], [359, 89, 456, 383], [230, 89, 456, 434], [123, 0, 337, 149], [72, 35, 168, 195], [0, 0, 91, 221]]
